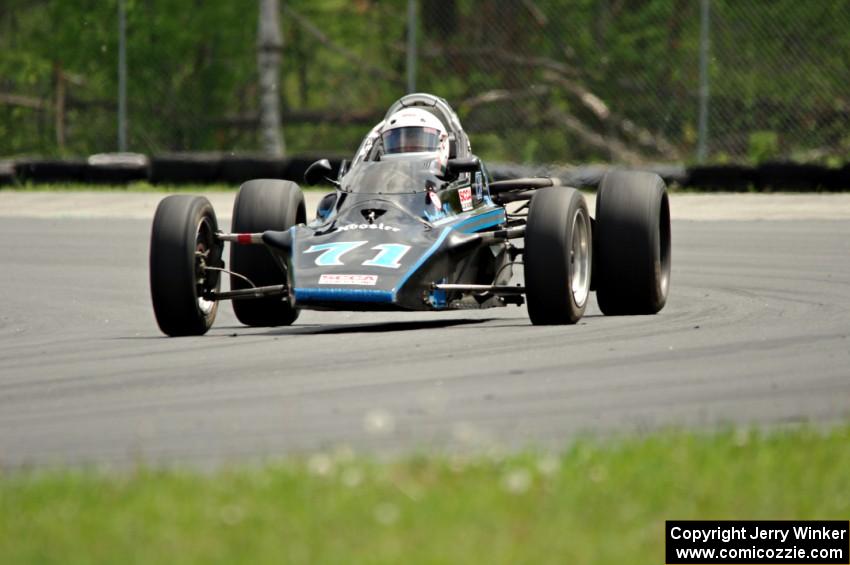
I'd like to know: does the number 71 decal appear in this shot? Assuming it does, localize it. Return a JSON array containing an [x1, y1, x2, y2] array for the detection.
[[304, 241, 411, 269]]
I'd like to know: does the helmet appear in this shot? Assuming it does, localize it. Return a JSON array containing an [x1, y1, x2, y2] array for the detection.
[[381, 109, 448, 161]]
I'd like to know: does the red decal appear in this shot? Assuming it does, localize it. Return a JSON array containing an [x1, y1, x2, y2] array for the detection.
[[237, 234, 253, 245], [459, 187, 473, 211]]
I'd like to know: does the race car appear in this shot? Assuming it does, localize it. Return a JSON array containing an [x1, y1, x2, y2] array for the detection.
[[149, 93, 671, 336]]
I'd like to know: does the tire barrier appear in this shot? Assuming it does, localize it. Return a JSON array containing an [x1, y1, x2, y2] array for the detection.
[[488, 162, 687, 189], [685, 165, 756, 191], [756, 162, 832, 192], [282, 154, 345, 185], [149, 153, 223, 184], [14, 159, 88, 183], [1, 154, 849, 191], [86, 153, 150, 184], [219, 155, 286, 184], [0, 161, 16, 186]]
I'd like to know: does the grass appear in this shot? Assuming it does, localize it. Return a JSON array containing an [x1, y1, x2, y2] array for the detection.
[[1, 426, 849, 564]]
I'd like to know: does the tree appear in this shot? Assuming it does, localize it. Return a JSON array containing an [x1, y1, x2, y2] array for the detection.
[[257, 0, 284, 156]]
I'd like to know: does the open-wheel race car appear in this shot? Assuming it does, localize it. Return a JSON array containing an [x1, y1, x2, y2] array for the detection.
[[149, 93, 671, 336]]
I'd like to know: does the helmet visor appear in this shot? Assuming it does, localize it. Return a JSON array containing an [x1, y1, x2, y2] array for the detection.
[[382, 127, 440, 154]]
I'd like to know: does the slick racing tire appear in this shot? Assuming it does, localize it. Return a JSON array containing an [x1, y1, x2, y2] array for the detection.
[[595, 170, 671, 315], [230, 179, 306, 326], [525, 187, 592, 325], [150, 195, 222, 336]]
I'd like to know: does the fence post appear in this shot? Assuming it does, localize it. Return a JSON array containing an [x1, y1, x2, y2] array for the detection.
[[118, 0, 127, 152], [54, 63, 66, 152], [697, 0, 710, 163], [406, 0, 417, 93]]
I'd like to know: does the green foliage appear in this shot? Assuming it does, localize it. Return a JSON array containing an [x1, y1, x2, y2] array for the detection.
[[0, 0, 256, 155], [1, 426, 849, 563], [748, 131, 779, 164], [1, 0, 849, 163]]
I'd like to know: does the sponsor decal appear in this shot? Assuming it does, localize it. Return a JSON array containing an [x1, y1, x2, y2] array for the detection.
[[337, 223, 400, 232], [458, 186, 473, 211], [474, 172, 483, 201], [428, 189, 442, 209], [318, 274, 378, 286]]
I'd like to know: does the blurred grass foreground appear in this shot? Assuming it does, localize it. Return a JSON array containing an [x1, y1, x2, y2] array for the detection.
[[2, 425, 849, 564]]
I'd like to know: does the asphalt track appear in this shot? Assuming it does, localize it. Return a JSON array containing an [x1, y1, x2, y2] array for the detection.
[[1, 193, 849, 467]]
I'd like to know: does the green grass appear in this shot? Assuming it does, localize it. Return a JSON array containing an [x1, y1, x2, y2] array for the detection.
[[1, 426, 849, 564]]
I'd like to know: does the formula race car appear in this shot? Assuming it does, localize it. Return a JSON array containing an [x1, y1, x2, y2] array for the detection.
[[149, 93, 671, 336]]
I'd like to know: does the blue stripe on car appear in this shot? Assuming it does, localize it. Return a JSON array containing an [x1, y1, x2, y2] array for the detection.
[[391, 226, 453, 298], [453, 208, 505, 232], [391, 208, 506, 298], [433, 207, 504, 228], [294, 288, 394, 303], [461, 219, 503, 233]]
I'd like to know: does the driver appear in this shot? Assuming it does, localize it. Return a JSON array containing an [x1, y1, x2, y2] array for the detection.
[[380, 108, 449, 170]]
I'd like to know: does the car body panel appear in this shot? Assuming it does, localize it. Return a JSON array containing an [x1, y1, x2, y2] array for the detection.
[[287, 190, 507, 311]]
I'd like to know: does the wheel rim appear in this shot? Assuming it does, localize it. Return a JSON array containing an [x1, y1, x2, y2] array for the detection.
[[658, 192, 671, 298], [194, 216, 217, 316], [569, 207, 591, 307]]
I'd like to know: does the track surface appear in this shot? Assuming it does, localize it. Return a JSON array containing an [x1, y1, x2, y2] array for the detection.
[[1, 197, 849, 467]]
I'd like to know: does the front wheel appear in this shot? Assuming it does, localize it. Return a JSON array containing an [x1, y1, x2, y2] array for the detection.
[[149, 195, 222, 336], [524, 187, 592, 325], [230, 179, 305, 326], [595, 170, 671, 315]]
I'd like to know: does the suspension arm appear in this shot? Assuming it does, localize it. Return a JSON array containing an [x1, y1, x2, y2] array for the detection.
[[216, 232, 264, 244], [432, 283, 526, 295], [478, 225, 526, 244], [204, 284, 288, 301]]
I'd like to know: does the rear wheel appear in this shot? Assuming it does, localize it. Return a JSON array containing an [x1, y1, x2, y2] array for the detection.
[[595, 170, 671, 315], [525, 187, 591, 325], [230, 179, 305, 326], [149, 195, 222, 336]]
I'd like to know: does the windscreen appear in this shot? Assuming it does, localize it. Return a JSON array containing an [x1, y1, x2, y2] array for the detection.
[[341, 159, 440, 194]]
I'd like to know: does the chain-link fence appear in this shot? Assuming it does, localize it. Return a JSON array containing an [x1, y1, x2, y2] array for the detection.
[[2, 0, 849, 165], [708, 1, 850, 163]]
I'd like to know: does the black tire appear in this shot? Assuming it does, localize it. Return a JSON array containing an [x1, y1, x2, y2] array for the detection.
[[230, 179, 306, 326], [595, 170, 671, 315], [525, 187, 592, 325], [150, 195, 222, 336]]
